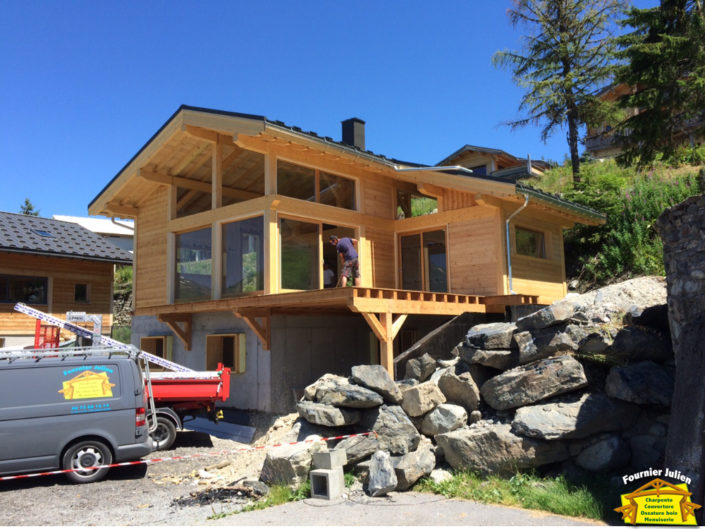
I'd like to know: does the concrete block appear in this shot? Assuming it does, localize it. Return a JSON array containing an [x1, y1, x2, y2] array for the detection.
[[313, 449, 347, 470], [310, 467, 345, 500]]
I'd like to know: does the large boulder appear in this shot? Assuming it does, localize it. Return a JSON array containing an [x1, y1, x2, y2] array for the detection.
[[260, 436, 327, 487], [515, 299, 579, 332], [303, 373, 349, 401], [401, 382, 446, 417], [512, 325, 579, 365], [359, 405, 421, 455], [437, 369, 480, 412], [460, 346, 517, 370], [334, 434, 379, 465], [480, 356, 588, 410], [296, 401, 361, 427], [605, 361, 675, 406], [435, 422, 569, 476], [317, 379, 384, 409], [607, 326, 673, 363], [404, 353, 437, 382], [367, 451, 397, 497], [574, 434, 631, 472], [420, 404, 468, 436], [466, 322, 517, 350], [392, 447, 436, 491], [351, 365, 402, 404], [511, 393, 638, 440]]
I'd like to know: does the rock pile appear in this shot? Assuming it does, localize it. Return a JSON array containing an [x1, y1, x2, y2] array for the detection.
[[261, 277, 674, 493]]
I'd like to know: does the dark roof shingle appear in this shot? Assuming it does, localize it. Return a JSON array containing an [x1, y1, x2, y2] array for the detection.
[[0, 212, 133, 264]]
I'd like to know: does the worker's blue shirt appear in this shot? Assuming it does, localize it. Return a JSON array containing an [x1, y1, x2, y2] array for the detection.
[[336, 238, 357, 261]]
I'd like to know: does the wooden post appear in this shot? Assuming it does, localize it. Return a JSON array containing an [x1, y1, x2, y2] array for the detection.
[[360, 312, 407, 379]]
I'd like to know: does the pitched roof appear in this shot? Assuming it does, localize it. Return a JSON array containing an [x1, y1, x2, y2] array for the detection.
[[0, 212, 133, 264]]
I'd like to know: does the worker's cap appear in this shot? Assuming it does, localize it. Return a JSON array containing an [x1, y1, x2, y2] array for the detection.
[[329, 235, 338, 241]]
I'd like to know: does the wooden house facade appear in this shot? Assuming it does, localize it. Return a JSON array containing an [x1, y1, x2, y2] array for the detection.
[[89, 106, 604, 412], [0, 212, 133, 347]]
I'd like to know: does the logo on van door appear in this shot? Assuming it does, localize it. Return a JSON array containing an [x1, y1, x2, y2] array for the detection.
[[59, 369, 116, 400]]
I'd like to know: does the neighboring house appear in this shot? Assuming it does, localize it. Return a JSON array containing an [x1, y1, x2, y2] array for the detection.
[[437, 144, 551, 178], [0, 212, 133, 347], [88, 105, 604, 413], [52, 215, 134, 253], [585, 84, 705, 158]]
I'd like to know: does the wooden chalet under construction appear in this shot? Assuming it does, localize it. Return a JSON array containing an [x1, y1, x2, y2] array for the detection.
[[89, 106, 604, 412]]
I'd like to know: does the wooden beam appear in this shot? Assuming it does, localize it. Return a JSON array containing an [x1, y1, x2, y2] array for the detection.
[[158, 313, 192, 351], [212, 142, 223, 209], [234, 310, 271, 350], [139, 169, 261, 201], [105, 202, 139, 217]]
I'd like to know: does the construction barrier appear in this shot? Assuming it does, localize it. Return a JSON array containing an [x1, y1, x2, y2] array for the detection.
[[0, 431, 377, 482]]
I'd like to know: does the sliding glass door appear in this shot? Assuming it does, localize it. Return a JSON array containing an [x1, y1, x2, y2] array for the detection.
[[400, 229, 447, 292]]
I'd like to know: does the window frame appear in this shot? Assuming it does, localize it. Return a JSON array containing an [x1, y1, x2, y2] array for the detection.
[[0, 274, 49, 305], [397, 227, 449, 292], [514, 226, 547, 259], [276, 157, 358, 211]]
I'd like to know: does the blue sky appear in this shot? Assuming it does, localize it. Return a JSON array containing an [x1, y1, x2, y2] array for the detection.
[[1, 1, 657, 218]]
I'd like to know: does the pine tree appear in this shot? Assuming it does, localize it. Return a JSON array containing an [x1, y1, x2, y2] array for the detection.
[[494, 0, 623, 182], [19, 198, 39, 216], [616, 0, 705, 167]]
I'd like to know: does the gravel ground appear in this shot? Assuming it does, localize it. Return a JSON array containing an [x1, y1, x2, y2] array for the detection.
[[0, 414, 604, 526]]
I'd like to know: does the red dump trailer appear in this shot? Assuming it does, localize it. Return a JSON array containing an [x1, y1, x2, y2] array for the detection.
[[147, 366, 231, 450]]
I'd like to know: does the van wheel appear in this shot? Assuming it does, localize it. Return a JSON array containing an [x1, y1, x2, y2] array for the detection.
[[151, 417, 177, 450], [62, 440, 112, 484]]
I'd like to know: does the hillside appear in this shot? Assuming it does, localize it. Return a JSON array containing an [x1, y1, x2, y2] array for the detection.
[[519, 155, 705, 292]]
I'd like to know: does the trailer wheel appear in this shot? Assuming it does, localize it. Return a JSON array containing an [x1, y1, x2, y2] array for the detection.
[[62, 440, 112, 484], [151, 416, 177, 450]]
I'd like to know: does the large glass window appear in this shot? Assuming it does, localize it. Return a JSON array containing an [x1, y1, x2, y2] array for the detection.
[[400, 229, 447, 292], [175, 227, 212, 302], [277, 161, 315, 202], [222, 146, 265, 207], [277, 161, 356, 210], [0, 274, 48, 304], [222, 217, 264, 297], [280, 218, 319, 290], [319, 171, 356, 210], [515, 227, 546, 258]]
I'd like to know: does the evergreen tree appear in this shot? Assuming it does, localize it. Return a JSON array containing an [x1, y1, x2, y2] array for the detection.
[[19, 198, 39, 216], [494, 0, 623, 182], [616, 0, 705, 167]]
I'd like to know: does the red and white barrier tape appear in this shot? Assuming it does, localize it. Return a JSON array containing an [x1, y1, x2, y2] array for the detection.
[[0, 431, 378, 482]]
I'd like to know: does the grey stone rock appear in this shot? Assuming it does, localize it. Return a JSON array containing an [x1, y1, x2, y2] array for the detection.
[[461, 346, 517, 370], [435, 422, 569, 476], [392, 447, 436, 491], [241, 480, 270, 497], [512, 325, 579, 365], [629, 435, 666, 469], [420, 404, 468, 436], [303, 374, 349, 401], [404, 353, 437, 382], [480, 356, 588, 410], [401, 381, 446, 417], [367, 451, 397, 497], [605, 361, 674, 406], [296, 401, 361, 427], [515, 300, 578, 331], [469, 410, 482, 424], [575, 434, 630, 472], [437, 369, 480, 412], [334, 434, 379, 465], [260, 436, 327, 487], [429, 468, 453, 485], [572, 325, 615, 355], [396, 378, 419, 391], [607, 326, 673, 363], [317, 379, 384, 409], [466, 322, 517, 350], [623, 304, 671, 336], [351, 364, 403, 404], [359, 405, 421, 455], [511, 393, 638, 440]]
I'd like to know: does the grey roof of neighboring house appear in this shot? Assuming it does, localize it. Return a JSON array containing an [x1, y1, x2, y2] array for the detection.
[[0, 212, 133, 264]]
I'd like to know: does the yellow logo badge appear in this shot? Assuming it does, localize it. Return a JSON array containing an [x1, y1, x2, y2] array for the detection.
[[615, 478, 701, 525], [59, 371, 115, 400]]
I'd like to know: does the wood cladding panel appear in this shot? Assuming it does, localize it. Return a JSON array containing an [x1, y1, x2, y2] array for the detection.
[[447, 212, 502, 295], [0, 252, 114, 334], [135, 188, 169, 308], [442, 189, 476, 211], [360, 178, 394, 219], [365, 228, 395, 289]]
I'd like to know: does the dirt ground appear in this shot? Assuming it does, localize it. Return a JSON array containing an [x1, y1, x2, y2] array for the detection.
[[0, 413, 603, 526]]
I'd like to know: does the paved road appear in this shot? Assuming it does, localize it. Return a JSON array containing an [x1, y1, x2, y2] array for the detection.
[[205, 491, 606, 526]]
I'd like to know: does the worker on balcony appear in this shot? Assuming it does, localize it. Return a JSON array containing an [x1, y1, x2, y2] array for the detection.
[[329, 235, 360, 287]]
